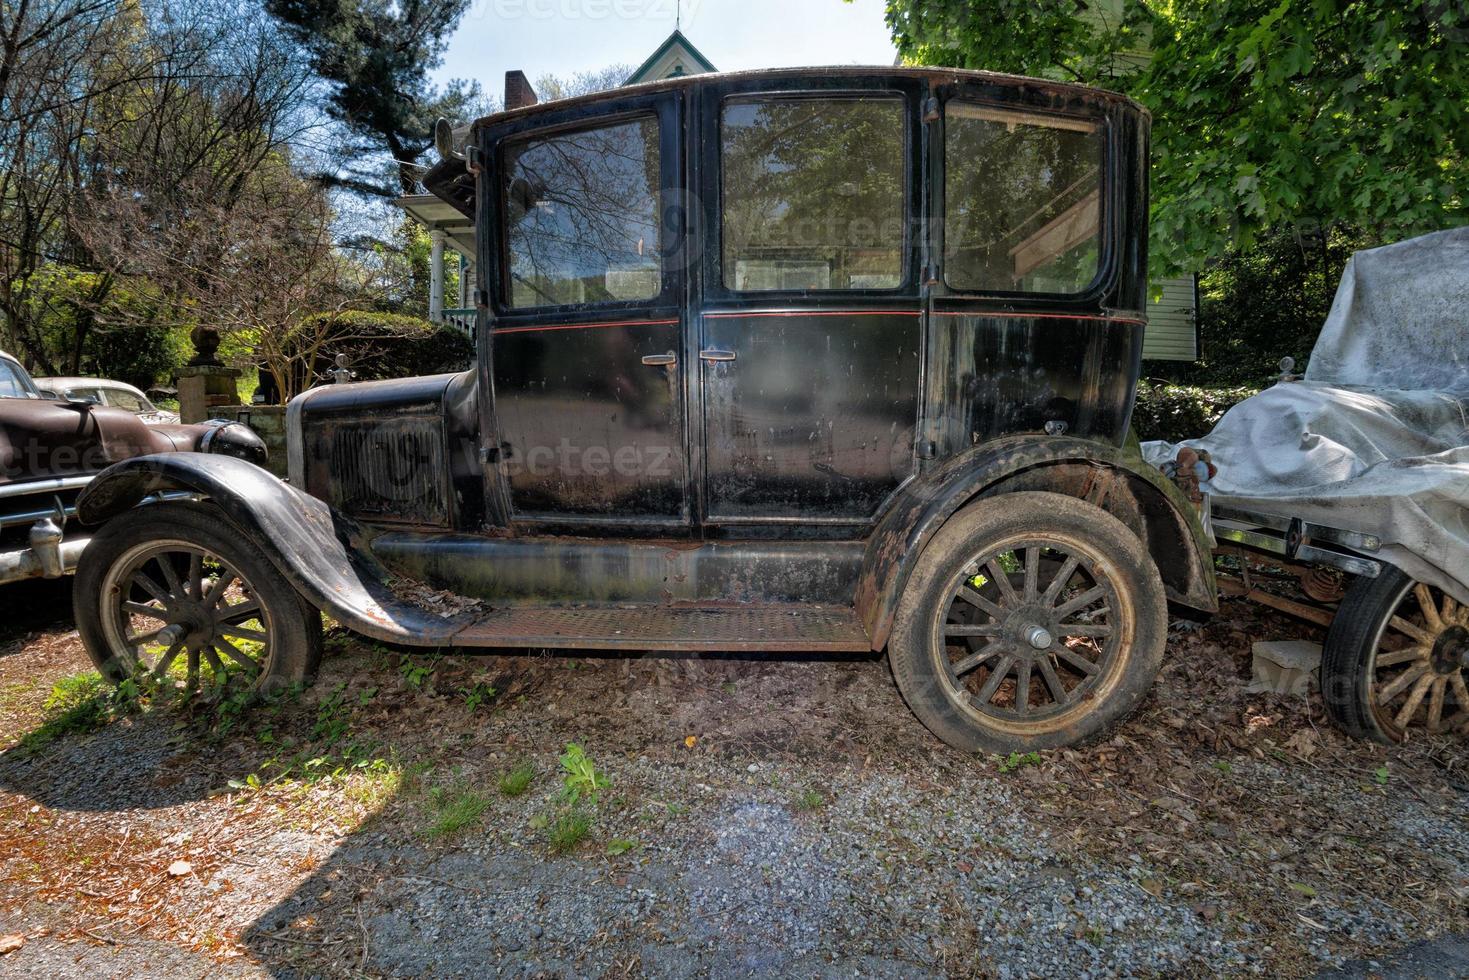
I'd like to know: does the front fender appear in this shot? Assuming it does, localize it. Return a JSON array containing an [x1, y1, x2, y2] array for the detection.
[[857, 436, 1217, 649], [75, 453, 461, 645]]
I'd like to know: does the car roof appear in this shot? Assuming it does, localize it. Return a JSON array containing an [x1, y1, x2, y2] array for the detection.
[[473, 65, 1141, 130], [424, 65, 1145, 221], [36, 376, 144, 394]]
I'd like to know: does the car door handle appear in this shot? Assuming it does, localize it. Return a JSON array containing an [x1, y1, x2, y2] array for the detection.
[[698, 348, 736, 362], [641, 352, 677, 366]]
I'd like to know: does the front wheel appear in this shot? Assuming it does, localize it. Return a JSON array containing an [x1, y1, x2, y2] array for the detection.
[[74, 501, 322, 697], [889, 491, 1168, 753]]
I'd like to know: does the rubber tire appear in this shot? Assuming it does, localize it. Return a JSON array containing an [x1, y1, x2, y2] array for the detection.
[[74, 500, 322, 696], [889, 491, 1169, 754], [1321, 564, 1415, 744]]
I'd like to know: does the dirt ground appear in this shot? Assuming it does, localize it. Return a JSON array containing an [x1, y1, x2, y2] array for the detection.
[[1, 576, 1467, 978]]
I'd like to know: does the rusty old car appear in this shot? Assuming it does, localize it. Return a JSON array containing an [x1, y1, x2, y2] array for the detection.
[[69, 68, 1216, 751], [0, 349, 266, 587]]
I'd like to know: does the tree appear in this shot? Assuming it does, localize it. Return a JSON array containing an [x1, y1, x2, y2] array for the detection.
[[0, 0, 317, 378], [264, 0, 483, 198], [876, 0, 1469, 275], [535, 64, 634, 102]]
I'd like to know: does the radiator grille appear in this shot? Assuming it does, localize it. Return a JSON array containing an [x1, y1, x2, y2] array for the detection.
[[306, 417, 450, 526]]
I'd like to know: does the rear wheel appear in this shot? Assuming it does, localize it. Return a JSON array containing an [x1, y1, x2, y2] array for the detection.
[[74, 501, 321, 697], [890, 491, 1168, 753], [1322, 566, 1469, 743]]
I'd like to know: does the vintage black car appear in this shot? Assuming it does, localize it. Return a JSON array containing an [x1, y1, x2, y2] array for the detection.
[[70, 68, 1216, 751], [0, 350, 266, 587]]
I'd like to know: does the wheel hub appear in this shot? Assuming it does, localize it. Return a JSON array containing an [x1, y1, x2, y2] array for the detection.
[[1431, 625, 1469, 675], [1023, 625, 1053, 650], [1001, 604, 1057, 658]]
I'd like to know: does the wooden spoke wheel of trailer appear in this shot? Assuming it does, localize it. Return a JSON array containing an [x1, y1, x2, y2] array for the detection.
[[889, 492, 1168, 753], [1324, 566, 1469, 744], [75, 501, 320, 696]]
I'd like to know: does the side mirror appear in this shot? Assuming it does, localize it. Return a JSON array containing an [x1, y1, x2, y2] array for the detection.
[[64, 394, 98, 410]]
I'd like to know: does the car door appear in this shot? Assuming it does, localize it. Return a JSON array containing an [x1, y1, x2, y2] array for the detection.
[[481, 91, 690, 529], [695, 77, 924, 526]]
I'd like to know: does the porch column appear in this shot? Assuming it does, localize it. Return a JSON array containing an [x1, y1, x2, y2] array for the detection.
[[429, 229, 446, 322]]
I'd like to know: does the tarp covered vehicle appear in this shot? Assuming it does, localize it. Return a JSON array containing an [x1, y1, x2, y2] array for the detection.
[[69, 68, 1217, 752], [1146, 227, 1469, 744]]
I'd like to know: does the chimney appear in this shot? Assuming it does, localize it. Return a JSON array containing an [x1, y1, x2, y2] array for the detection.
[[505, 70, 538, 111]]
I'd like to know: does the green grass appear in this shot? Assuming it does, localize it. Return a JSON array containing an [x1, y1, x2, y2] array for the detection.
[[16, 673, 116, 754], [423, 784, 490, 838], [498, 761, 535, 797], [996, 750, 1043, 773], [792, 788, 826, 812], [546, 808, 591, 853]]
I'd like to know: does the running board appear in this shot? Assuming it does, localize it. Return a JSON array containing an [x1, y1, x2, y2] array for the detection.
[[450, 604, 873, 652]]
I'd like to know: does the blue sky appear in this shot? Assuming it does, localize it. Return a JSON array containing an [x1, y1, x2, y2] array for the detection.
[[432, 0, 898, 92]]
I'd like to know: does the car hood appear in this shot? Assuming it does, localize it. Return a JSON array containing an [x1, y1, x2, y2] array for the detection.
[[0, 400, 210, 487]]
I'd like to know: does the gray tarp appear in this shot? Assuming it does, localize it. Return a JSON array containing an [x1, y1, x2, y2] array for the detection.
[[1143, 226, 1469, 603]]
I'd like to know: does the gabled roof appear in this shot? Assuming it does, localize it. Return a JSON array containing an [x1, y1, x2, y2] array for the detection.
[[624, 29, 717, 86]]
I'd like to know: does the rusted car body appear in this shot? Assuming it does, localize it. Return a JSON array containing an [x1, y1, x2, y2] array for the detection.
[[0, 350, 265, 585], [73, 68, 1216, 751]]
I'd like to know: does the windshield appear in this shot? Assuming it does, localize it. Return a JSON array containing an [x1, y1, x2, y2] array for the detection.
[[0, 358, 37, 398], [105, 388, 152, 413]]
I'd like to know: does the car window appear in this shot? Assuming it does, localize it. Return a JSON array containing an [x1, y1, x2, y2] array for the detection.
[[0, 360, 35, 398], [105, 389, 149, 412], [503, 115, 662, 309], [721, 96, 906, 291], [944, 103, 1104, 294]]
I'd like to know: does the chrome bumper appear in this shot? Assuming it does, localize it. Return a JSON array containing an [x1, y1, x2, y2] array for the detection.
[[0, 490, 85, 586], [0, 535, 89, 585]]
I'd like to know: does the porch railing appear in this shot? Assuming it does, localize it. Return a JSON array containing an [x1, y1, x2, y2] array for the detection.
[[440, 307, 476, 335]]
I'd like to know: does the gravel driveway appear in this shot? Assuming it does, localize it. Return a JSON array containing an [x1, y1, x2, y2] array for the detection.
[[0, 577, 1466, 978]]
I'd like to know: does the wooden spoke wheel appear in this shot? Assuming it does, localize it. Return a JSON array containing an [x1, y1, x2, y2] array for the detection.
[[890, 491, 1167, 753], [1324, 566, 1469, 743], [75, 501, 321, 696], [98, 541, 274, 690], [940, 544, 1121, 723]]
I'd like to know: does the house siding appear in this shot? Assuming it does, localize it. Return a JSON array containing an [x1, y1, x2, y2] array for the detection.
[[1142, 275, 1198, 361]]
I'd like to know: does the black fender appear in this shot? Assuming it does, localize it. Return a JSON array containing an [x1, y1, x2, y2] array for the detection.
[[857, 436, 1217, 649], [75, 453, 462, 645]]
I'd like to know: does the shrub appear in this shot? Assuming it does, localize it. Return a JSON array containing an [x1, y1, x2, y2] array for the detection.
[[1131, 381, 1258, 444], [252, 310, 474, 402]]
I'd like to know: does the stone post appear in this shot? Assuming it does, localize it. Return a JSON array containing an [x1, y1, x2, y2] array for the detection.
[[175, 322, 240, 423], [175, 365, 241, 424]]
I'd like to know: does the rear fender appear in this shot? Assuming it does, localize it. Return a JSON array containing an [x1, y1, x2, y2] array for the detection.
[[75, 453, 461, 645], [857, 436, 1217, 649]]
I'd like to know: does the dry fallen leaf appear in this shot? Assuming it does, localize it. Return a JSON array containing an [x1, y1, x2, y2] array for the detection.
[[0, 934, 23, 955], [168, 860, 193, 877], [1285, 729, 1319, 760]]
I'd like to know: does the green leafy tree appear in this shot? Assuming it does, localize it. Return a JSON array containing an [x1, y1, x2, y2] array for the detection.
[[876, 0, 1469, 275], [264, 0, 484, 197]]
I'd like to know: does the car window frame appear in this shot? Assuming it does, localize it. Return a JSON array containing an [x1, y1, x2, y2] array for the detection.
[[491, 100, 677, 317], [715, 91, 912, 297], [938, 97, 1115, 304], [0, 357, 39, 398]]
